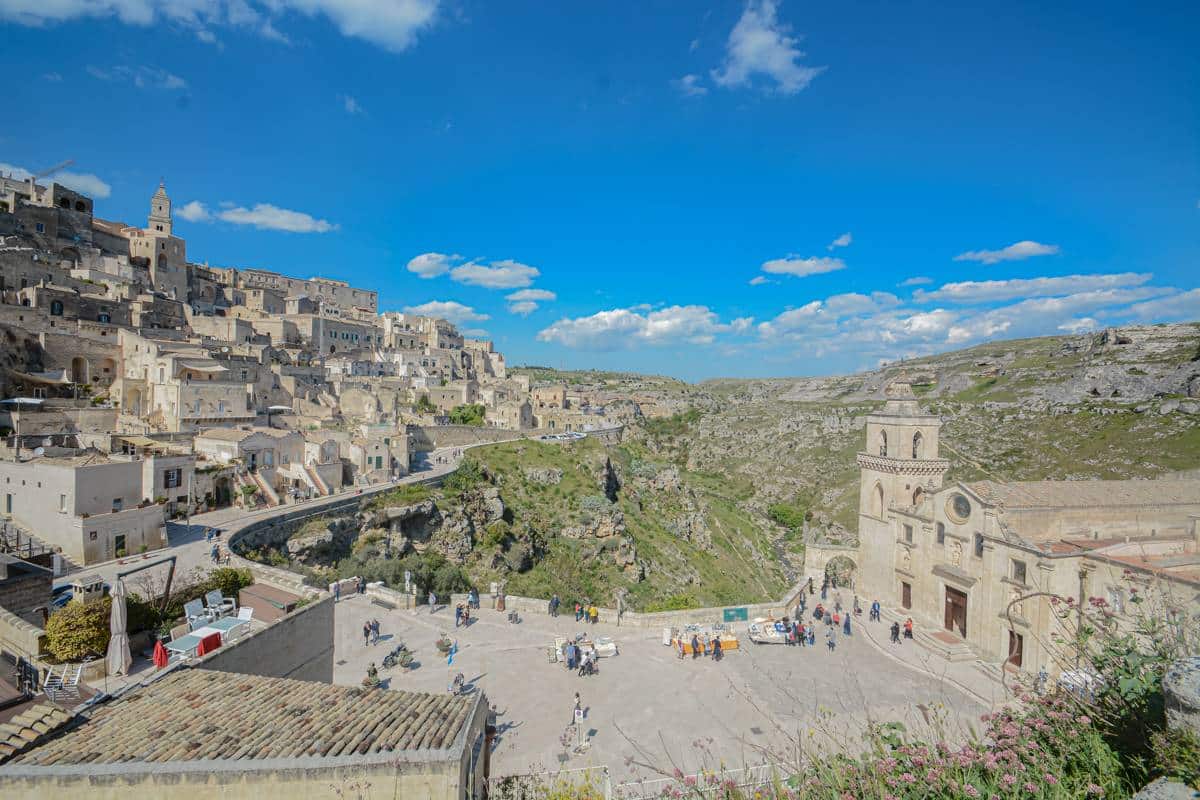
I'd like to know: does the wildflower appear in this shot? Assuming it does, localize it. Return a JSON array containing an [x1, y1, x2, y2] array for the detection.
[[1001, 774, 1017, 787], [964, 785, 981, 798], [1044, 774, 1059, 785], [1077, 715, 1092, 725], [1086, 784, 1105, 796], [900, 772, 917, 784]]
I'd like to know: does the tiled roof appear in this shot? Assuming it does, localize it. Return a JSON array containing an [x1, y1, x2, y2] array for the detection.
[[0, 703, 75, 763], [968, 479, 1200, 510], [11, 669, 473, 766]]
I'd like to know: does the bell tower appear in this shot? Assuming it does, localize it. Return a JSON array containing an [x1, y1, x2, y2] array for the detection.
[[148, 181, 172, 236], [855, 378, 950, 598]]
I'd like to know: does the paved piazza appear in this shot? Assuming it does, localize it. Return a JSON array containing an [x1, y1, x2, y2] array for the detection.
[[332, 595, 986, 783]]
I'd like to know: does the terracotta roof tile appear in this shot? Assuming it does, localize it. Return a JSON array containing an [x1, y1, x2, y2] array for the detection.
[[10, 669, 473, 767]]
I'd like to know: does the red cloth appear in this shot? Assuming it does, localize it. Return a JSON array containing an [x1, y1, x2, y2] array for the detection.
[[152, 640, 169, 669], [196, 632, 222, 656]]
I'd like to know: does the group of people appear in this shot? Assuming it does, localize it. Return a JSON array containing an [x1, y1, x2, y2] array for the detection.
[[574, 601, 599, 624], [333, 577, 367, 601], [889, 618, 915, 644], [563, 638, 599, 676], [679, 632, 724, 661], [454, 604, 473, 628], [361, 618, 383, 646]]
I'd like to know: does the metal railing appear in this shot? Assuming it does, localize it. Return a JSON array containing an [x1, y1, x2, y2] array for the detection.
[[488, 766, 611, 800]]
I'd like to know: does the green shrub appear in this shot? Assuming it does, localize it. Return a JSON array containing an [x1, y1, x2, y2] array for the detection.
[[448, 403, 486, 426], [45, 595, 159, 662], [443, 458, 486, 495], [415, 394, 437, 414]]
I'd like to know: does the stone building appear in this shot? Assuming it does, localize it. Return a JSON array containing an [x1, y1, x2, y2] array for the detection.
[[855, 379, 1200, 675], [121, 183, 188, 301], [0, 451, 167, 564], [0, 667, 490, 800]]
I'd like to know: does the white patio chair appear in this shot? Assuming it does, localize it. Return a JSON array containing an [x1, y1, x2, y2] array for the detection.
[[236, 606, 254, 622], [205, 589, 235, 617], [184, 598, 209, 631]]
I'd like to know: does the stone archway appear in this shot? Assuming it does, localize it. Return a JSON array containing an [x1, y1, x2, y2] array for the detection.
[[126, 387, 144, 416], [70, 356, 88, 385], [825, 555, 857, 588]]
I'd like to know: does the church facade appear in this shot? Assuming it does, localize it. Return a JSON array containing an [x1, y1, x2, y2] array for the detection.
[[855, 380, 1200, 676]]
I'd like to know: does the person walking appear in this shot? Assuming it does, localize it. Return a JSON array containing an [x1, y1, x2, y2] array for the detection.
[[826, 628, 836, 651], [890, 620, 901, 645], [428, 591, 436, 614], [334, 581, 341, 602], [371, 619, 381, 645], [358, 577, 365, 595], [550, 594, 560, 617], [455, 604, 463, 628], [712, 636, 723, 661], [572, 692, 582, 727], [690, 634, 700, 659], [843, 614, 851, 637], [807, 627, 816, 647], [210, 543, 220, 564], [904, 618, 914, 640], [574, 602, 582, 622], [362, 621, 371, 647], [807, 577, 814, 595], [870, 600, 881, 622]]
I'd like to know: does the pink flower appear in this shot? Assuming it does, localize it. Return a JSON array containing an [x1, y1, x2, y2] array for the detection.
[[1086, 785, 1105, 796], [964, 785, 981, 798], [1001, 774, 1017, 786], [1077, 715, 1092, 725], [1044, 774, 1059, 785], [1024, 783, 1037, 793]]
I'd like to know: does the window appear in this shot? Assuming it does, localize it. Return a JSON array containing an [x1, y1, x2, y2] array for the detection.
[[903, 523, 913, 543], [112, 498, 123, 512], [878, 429, 888, 457], [1106, 586, 1126, 614], [936, 522, 945, 545], [59, 493, 67, 512], [912, 431, 924, 459], [164, 468, 182, 489], [36, 222, 45, 233], [98, 313, 110, 323], [50, 300, 64, 316], [974, 533, 984, 558], [901, 581, 912, 609], [1011, 559, 1027, 585]]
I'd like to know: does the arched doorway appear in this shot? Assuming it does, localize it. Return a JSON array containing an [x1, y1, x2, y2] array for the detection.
[[126, 387, 143, 416], [70, 357, 88, 385], [912, 486, 925, 507], [213, 477, 233, 509], [825, 555, 857, 588], [912, 431, 924, 459], [872, 482, 885, 518]]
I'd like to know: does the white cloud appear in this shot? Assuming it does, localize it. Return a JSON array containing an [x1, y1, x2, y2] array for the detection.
[[406, 252, 458, 279], [341, 94, 364, 114], [0, 0, 439, 54], [451, 259, 539, 289], [827, 232, 851, 250], [216, 203, 336, 233], [0, 162, 111, 199], [915, 272, 1151, 305], [748, 275, 772, 286], [761, 255, 846, 278], [538, 305, 747, 350], [1058, 317, 1098, 334], [505, 288, 556, 316], [674, 74, 708, 97], [42, 71, 62, 81], [711, 0, 824, 95], [402, 300, 489, 325], [176, 200, 211, 222], [953, 239, 1060, 265], [87, 64, 187, 90], [899, 276, 933, 287], [1126, 288, 1200, 321]]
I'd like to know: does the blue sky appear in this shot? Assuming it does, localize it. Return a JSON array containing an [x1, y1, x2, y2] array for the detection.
[[1, 0, 1197, 380]]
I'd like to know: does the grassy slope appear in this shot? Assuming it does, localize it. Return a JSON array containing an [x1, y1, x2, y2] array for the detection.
[[470, 438, 788, 611]]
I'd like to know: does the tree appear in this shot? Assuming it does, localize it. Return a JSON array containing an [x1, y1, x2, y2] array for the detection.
[[415, 394, 437, 414], [448, 403, 486, 426]]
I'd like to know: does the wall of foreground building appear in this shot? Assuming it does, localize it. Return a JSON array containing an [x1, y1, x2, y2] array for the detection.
[[198, 592, 334, 683]]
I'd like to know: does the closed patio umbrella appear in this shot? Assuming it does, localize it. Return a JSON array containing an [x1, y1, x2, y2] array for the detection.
[[106, 580, 132, 677]]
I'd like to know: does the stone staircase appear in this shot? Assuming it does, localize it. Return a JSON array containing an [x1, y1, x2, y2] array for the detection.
[[879, 606, 977, 662], [250, 470, 280, 507], [305, 464, 330, 496]]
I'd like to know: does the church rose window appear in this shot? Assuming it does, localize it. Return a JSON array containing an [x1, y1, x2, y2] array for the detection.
[[946, 493, 971, 523]]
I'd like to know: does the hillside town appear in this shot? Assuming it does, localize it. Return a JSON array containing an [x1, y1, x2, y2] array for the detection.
[[0, 175, 623, 568]]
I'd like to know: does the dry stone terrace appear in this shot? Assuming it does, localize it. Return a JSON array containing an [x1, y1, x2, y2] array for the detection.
[[331, 593, 988, 784]]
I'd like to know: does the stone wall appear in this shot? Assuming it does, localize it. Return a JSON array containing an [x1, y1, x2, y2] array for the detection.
[[0, 604, 46, 660], [198, 594, 335, 683], [0, 569, 52, 624], [411, 424, 530, 451]]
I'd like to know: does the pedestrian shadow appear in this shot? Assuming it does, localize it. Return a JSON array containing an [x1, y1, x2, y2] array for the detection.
[[377, 634, 394, 643], [462, 672, 487, 692]]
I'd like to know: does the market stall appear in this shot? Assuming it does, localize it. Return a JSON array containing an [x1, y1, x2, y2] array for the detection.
[[667, 623, 739, 655]]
